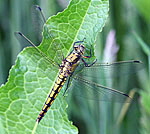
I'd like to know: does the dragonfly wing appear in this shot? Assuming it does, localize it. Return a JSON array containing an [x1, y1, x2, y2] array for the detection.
[[68, 76, 132, 103], [14, 32, 59, 68], [31, 5, 46, 42], [74, 60, 143, 80], [31, 5, 64, 65]]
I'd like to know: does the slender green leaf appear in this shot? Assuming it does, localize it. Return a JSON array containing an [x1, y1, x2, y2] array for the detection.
[[133, 32, 150, 55]]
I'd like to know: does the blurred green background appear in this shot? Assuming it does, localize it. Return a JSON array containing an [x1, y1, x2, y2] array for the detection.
[[0, 0, 149, 134]]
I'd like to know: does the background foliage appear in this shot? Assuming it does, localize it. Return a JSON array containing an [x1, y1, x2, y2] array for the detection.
[[0, 0, 149, 134]]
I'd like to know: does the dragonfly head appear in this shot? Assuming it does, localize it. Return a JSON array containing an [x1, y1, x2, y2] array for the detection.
[[73, 43, 85, 55]]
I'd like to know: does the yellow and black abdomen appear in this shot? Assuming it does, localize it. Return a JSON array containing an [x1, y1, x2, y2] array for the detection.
[[36, 74, 67, 123]]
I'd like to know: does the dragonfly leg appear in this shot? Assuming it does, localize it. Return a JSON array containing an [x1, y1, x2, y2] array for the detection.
[[73, 38, 86, 46], [82, 47, 93, 58], [81, 58, 97, 67], [82, 45, 97, 67]]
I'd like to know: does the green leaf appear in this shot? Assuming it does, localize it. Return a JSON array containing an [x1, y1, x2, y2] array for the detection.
[[133, 32, 150, 56], [0, 0, 109, 133], [131, 0, 150, 22]]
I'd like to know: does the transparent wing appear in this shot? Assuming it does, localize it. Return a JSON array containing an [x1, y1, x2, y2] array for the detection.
[[32, 5, 65, 64], [68, 76, 132, 103], [74, 60, 143, 81], [15, 5, 66, 68], [66, 60, 143, 103], [14, 32, 59, 69], [31, 5, 64, 65], [31, 5, 46, 42]]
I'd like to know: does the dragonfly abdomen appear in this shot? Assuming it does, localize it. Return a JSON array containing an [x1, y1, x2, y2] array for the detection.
[[36, 74, 67, 123]]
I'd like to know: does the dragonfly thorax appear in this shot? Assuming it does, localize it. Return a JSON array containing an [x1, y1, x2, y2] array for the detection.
[[73, 43, 85, 55]]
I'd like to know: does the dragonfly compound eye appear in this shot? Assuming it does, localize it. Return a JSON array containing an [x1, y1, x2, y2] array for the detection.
[[79, 44, 85, 53]]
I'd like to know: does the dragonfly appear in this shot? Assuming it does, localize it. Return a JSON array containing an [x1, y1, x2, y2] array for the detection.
[[15, 5, 143, 124]]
